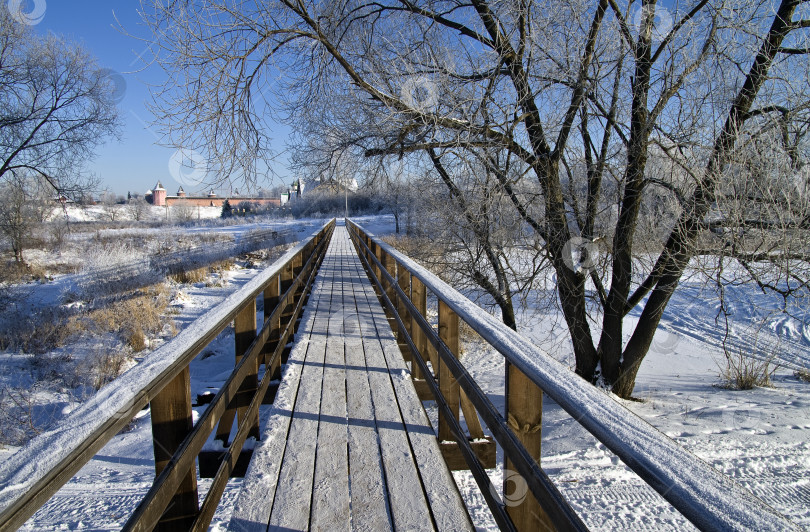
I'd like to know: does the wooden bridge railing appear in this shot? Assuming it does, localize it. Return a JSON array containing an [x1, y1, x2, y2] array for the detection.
[[0, 219, 336, 532], [346, 219, 798, 532]]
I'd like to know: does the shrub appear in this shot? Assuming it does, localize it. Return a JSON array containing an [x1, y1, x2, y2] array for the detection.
[[0, 385, 41, 445], [0, 260, 49, 284], [49, 219, 70, 249], [0, 307, 75, 354], [795, 369, 810, 383], [172, 203, 196, 223], [78, 242, 161, 300]]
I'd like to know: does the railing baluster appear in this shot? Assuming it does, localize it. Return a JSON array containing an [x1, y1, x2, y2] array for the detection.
[[264, 274, 282, 383], [235, 299, 260, 440], [437, 300, 460, 443], [149, 367, 198, 530], [395, 259, 414, 367], [411, 275, 429, 368], [505, 364, 553, 530], [280, 256, 295, 361]]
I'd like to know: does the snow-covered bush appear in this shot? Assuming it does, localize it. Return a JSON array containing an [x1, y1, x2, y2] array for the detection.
[[77, 242, 161, 301]]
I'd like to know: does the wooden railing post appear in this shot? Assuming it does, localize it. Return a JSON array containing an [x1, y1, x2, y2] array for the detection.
[[292, 246, 304, 279], [235, 299, 260, 440], [505, 363, 553, 531], [437, 300, 460, 443], [279, 258, 295, 355], [372, 241, 383, 295], [150, 367, 198, 530], [412, 277, 439, 373], [215, 299, 260, 444], [411, 276, 428, 365], [409, 275, 435, 400], [280, 257, 294, 295], [361, 234, 370, 273], [394, 260, 413, 366], [263, 274, 281, 380], [291, 250, 305, 336]]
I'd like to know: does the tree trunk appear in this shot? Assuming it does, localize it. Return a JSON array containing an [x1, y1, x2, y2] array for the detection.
[[599, 0, 655, 390], [608, 0, 800, 398]]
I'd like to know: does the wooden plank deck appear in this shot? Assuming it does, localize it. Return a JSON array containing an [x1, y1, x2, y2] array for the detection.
[[229, 223, 473, 531]]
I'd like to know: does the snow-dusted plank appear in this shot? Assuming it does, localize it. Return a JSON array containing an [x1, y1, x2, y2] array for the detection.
[[351, 221, 800, 532], [356, 267, 474, 531], [265, 270, 331, 531], [353, 277, 436, 529], [310, 243, 351, 531], [228, 243, 335, 531], [233, 225, 470, 531], [343, 251, 393, 530]]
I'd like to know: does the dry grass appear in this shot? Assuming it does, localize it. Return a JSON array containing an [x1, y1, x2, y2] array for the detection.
[[78, 284, 173, 352], [0, 284, 173, 355], [169, 266, 209, 284], [168, 259, 235, 285], [127, 328, 147, 351], [0, 260, 49, 284], [211, 258, 235, 273], [0, 308, 73, 354], [719, 348, 776, 389]]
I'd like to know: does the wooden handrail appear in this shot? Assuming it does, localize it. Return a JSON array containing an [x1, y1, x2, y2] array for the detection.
[[346, 219, 799, 532], [0, 219, 335, 532]]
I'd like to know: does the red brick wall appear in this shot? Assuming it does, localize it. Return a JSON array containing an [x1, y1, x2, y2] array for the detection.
[[164, 197, 281, 208]]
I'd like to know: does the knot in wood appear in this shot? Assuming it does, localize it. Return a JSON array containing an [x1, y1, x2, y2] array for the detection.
[[507, 413, 541, 435]]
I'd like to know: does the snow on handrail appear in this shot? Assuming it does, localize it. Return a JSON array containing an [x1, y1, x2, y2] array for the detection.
[[348, 220, 799, 532], [0, 219, 335, 531]]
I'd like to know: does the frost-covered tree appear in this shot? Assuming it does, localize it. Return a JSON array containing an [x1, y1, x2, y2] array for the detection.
[[0, 172, 53, 263], [141, 0, 810, 399], [0, 7, 120, 198]]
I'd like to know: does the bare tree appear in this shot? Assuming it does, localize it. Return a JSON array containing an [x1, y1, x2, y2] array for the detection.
[[98, 190, 121, 222], [142, 0, 810, 398], [0, 173, 40, 263], [172, 202, 196, 223], [127, 197, 151, 222], [0, 7, 120, 199]]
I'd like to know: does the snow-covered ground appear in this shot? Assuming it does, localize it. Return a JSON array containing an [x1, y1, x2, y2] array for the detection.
[[61, 204, 226, 223], [454, 318, 810, 530], [450, 261, 810, 530], [1, 214, 808, 530]]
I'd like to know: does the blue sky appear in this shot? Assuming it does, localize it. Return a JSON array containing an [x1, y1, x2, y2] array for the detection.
[[25, 1, 291, 196]]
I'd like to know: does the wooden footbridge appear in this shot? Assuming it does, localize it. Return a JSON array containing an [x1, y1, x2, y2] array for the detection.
[[0, 220, 798, 531]]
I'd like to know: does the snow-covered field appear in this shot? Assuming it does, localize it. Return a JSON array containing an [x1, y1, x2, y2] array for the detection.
[[1, 215, 808, 530]]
